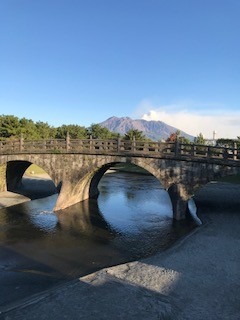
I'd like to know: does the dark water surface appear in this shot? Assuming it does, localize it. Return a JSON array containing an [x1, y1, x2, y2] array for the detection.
[[0, 171, 195, 307]]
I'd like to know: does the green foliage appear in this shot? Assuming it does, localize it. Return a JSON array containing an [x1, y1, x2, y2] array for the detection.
[[179, 136, 191, 144], [19, 118, 40, 139], [194, 133, 206, 145], [0, 115, 57, 140], [36, 121, 57, 139], [123, 129, 148, 141], [56, 124, 88, 139], [0, 115, 20, 138], [88, 124, 118, 139], [0, 115, 119, 141], [216, 138, 240, 148]]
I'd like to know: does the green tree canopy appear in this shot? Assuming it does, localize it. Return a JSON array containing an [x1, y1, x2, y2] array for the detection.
[[35, 121, 57, 139], [0, 115, 57, 140], [56, 124, 88, 139], [0, 115, 20, 138], [88, 124, 118, 139], [216, 138, 240, 148], [123, 129, 149, 141], [194, 133, 206, 145], [19, 118, 40, 139]]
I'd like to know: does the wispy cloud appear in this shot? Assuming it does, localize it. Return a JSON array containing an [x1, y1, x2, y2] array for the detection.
[[135, 100, 240, 139]]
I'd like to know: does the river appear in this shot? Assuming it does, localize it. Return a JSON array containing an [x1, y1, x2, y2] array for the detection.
[[0, 170, 195, 308]]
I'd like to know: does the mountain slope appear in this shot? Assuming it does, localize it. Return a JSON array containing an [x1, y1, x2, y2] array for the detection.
[[99, 116, 194, 141]]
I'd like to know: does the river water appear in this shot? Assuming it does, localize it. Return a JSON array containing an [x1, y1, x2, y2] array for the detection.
[[0, 170, 195, 307]]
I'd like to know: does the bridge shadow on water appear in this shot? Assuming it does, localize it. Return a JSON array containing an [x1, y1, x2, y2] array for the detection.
[[14, 176, 58, 200]]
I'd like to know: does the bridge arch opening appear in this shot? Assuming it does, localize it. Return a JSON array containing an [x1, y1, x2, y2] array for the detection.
[[89, 162, 173, 227], [5, 160, 57, 200], [89, 162, 166, 199]]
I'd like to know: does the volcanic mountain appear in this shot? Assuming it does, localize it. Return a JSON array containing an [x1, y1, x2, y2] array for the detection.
[[99, 116, 194, 141]]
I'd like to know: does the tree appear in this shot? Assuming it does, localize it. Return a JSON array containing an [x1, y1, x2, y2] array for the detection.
[[0, 115, 57, 140], [166, 130, 180, 142], [194, 133, 206, 145], [166, 130, 191, 144], [0, 115, 20, 139], [56, 124, 88, 139], [179, 136, 191, 144], [35, 121, 57, 139], [88, 124, 118, 139], [18, 118, 40, 139], [123, 129, 147, 141], [216, 138, 240, 148]]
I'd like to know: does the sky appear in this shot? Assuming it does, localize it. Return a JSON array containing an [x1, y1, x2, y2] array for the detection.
[[0, 0, 240, 139]]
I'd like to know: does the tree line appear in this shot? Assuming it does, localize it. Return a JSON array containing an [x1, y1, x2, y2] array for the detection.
[[0, 115, 149, 141], [0, 114, 239, 146]]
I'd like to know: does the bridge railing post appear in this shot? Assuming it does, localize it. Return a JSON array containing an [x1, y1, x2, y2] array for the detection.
[[117, 137, 121, 152], [66, 132, 70, 152], [20, 134, 24, 152], [233, 142, 238, 160], [89, 135, 93, 151], [175, 139, 179, 156], [207, 146, 212, 158], [191, 144, 196, 156], [132, 136, 136, 152], [223, 147, 229, 160]]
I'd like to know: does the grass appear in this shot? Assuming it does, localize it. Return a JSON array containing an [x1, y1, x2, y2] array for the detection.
[[25, 164, 47, 175]]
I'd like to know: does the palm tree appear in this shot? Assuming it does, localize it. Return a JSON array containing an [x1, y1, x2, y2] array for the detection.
[[124, 129, 147, 141]]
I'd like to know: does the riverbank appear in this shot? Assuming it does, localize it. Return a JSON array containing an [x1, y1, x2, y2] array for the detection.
[[0, 191, 30, 209], [1, 182, 240, 319], [0, 174, 56, 208]]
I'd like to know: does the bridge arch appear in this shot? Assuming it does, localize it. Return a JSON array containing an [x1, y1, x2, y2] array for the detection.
[[1, 152, 240, 220], [88, 161, 167, 199], [0, 157, 57, 199], [55, 157, 168, 212]]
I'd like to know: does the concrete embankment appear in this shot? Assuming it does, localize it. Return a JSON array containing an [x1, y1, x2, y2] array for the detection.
[[0, 191, 30, 209], [1, 182, 240, 319]]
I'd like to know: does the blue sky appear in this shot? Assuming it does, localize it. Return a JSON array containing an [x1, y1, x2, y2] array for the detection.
[[0, 0, 240, 138]]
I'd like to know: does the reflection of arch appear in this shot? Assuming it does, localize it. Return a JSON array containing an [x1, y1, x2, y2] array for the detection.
[[56, 198, 116, 238]]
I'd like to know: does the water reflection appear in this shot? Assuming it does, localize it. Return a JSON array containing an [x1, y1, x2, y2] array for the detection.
[[0, 171, 195, 306], [99, 172, 172, 235], [56, 199, 115, 240]]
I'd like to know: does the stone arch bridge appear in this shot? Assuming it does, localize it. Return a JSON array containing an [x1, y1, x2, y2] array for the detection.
[[0, 138, 240, 220]]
